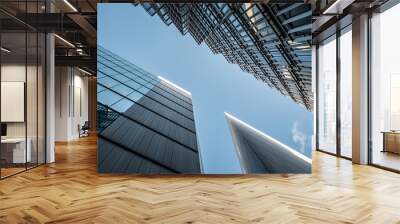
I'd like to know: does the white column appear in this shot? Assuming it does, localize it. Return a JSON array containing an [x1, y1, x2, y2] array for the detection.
[[45, 0, 55, 163], [46, 33, 55, 163], [352, 14, 369, 164]]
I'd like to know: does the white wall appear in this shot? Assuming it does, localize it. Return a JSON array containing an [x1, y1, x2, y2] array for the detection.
[[1, 65, 25, 131], [55, 67, 69, 141], [1, 63, 46, 164], [55, 67, 89, 141], [71, 73, 89, 138], [1, 64, 38, 138]]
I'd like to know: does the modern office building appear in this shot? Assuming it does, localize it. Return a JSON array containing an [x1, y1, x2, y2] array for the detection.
[[139, 3, 313, 110], [0, 0, 98, 179], [225, 112, 311, 173], [97, 47, 201, 174], [312, 0, 400, 172]]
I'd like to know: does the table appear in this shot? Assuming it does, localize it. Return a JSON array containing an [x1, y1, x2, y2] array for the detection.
[[1, 138, 31, 164], [382, 131, 400, 154]]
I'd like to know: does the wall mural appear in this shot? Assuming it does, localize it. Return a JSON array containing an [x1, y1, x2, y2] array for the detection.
[[97, 3, 313, 174]]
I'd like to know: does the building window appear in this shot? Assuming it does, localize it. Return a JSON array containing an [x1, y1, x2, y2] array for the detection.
[[339, 28, 352, 158], [318, 36, 337, 154], [370, 3, 400, 171]]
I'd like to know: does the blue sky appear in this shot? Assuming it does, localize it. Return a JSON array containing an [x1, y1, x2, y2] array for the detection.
[[98, 4, 313, 174]]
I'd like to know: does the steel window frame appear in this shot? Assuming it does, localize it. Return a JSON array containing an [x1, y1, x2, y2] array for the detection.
[[315, 24, 352, 161], [367, 6, 400, 173], [316, 3, 400, 172]]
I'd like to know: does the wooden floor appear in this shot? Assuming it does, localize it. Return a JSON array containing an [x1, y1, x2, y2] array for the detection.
[[373, 150, 400, 171], [1, 136, 400, 223], [1, 167, 26, 178]]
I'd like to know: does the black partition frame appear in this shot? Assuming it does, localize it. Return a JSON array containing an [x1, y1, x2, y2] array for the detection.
[[0, 1, 47, 180]]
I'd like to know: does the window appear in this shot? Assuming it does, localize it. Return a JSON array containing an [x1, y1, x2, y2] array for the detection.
[[112, 99, 134, 113], [339, 28, 352, 158], [370, 4, 400, 171], [98, 89, 122, 106], [318, 36, 337, 154]]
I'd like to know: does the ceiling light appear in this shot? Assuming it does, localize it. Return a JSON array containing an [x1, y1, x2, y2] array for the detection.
[[63, 0, 78, 12], [78, 67, 92, 76], [294, 45, 311, 49], [322, 0, 354, 15], [54, 34, 75, 48], [1, 47, 11, 53]]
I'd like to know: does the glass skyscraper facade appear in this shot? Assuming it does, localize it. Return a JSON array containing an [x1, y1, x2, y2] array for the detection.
[[138, 3, 312, 110], [97, 46, 201, 174], [225, 113, 311, 174]]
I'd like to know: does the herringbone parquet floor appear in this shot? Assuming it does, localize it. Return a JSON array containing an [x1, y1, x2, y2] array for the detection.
[[1, 135, 400, 224]]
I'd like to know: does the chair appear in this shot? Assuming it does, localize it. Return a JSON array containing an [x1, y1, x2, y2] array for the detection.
[[79, 121, 90, 138]]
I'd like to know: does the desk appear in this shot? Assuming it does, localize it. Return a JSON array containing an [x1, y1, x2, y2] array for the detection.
[[382, 131, 400, 154], [1, 138, 31, 163]]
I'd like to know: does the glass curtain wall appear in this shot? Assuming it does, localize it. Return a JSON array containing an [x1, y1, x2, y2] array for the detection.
[[0, 1, 46, 179], [317, 26, 353, 159], [370, 3, 400, 171], [318, 35, 337, 154], [339, 27, 352, 158]]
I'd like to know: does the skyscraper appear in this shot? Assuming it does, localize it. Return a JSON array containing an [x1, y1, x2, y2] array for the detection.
[[225, 112, 311, 173], [97, 46, 201, 174], [138, 3, 312, 110]]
